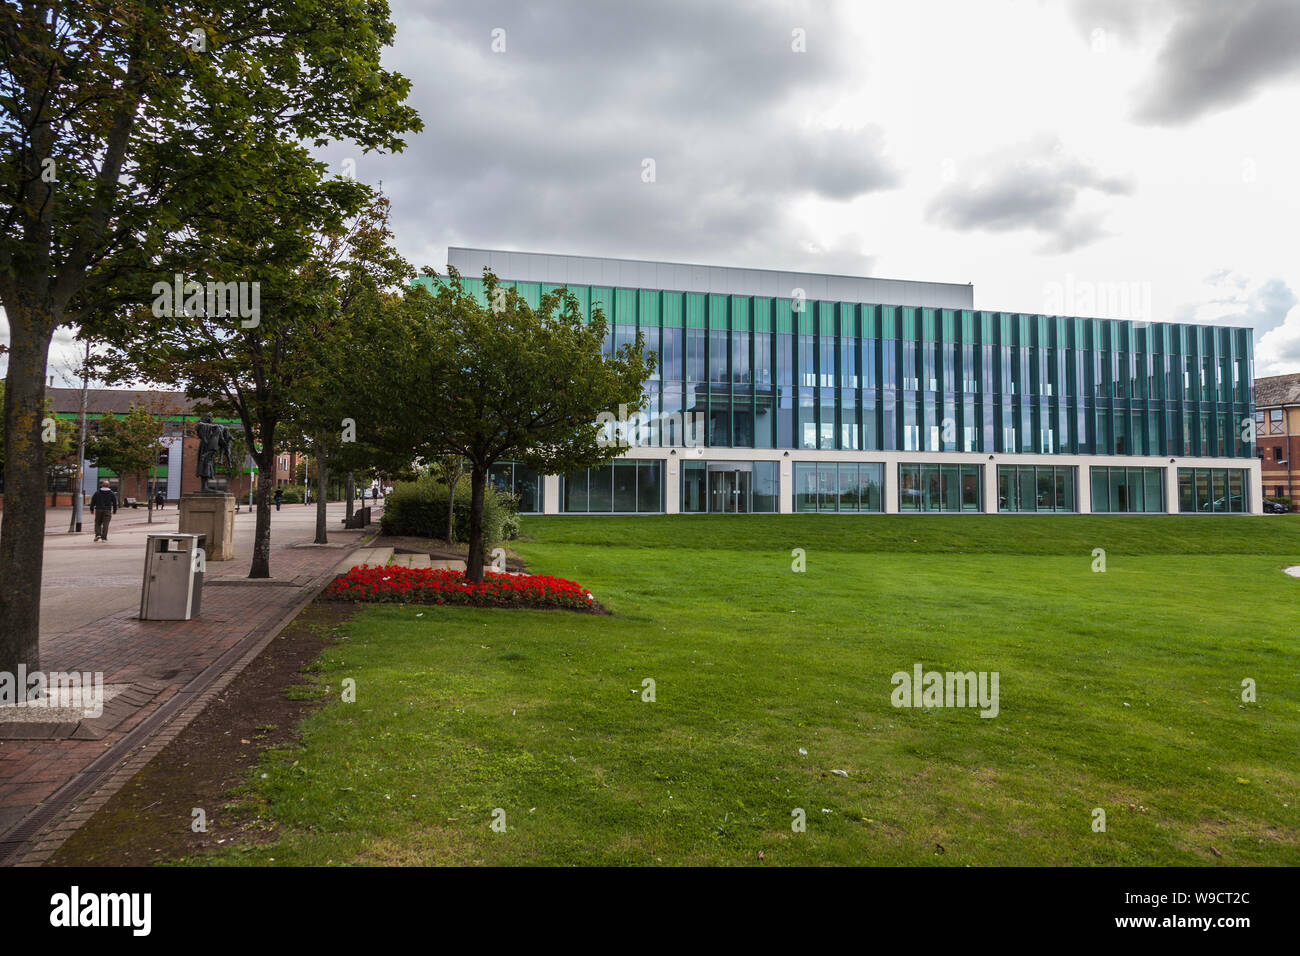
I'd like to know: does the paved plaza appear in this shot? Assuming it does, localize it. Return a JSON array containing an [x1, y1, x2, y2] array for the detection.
[[0, 499, 379, 865]]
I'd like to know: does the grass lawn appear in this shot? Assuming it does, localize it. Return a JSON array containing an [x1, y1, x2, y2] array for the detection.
[[197, 515, 1300, 866]]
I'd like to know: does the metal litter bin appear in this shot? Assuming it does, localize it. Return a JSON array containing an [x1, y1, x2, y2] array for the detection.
[[140, 533, 206, 620]]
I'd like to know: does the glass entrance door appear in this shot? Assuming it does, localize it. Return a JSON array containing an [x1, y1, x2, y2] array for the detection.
[[708, 467, 751, 513]]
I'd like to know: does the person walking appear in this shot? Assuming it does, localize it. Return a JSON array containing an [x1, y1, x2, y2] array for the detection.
[[274, 487, 283, 511], [154, 488, 165, 510], [90, 481, 118, 541]]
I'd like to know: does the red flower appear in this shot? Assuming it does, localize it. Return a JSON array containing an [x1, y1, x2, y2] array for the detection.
[[324, 564, 594, 611]]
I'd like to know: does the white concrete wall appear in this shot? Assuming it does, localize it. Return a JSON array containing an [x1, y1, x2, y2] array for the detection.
[[536, 449, 1263, 515]]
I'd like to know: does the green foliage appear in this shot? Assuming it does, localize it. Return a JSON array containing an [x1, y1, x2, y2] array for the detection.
[[0, 0, 421, 657], [278, 486, 304, 504], [396, 268, 654, 580], [278, 192, 422, 481], [380, 476, 519, 547], [407, 269, 655, 476], [84, 404, 168, 483], [218, 428, 249, 481], [0, 382, 77, 475]]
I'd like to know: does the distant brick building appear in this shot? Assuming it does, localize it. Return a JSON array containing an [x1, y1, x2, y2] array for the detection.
[[1254, 373, 1300, 507], [37, 387, 258, 506]]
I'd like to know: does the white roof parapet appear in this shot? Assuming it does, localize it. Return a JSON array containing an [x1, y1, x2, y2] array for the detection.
[[448, 247, 974, 310]]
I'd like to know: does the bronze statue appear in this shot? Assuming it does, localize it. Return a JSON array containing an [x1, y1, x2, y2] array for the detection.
[[195, 413, 234, 490]]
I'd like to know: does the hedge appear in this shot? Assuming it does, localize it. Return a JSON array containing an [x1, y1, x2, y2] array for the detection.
[[380, 475, 519, 545]]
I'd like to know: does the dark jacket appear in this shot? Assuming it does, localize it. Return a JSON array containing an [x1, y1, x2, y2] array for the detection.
[[90, 489, 118, 514]]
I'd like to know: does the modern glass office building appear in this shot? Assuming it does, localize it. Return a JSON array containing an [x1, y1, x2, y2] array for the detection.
[[441, 248, 1261, 516]]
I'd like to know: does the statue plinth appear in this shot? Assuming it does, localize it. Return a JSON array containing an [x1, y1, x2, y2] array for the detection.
[[179, 492, 235, 561]]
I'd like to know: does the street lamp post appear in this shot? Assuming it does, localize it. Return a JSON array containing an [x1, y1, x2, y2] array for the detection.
[[69, 339, 89, 533]]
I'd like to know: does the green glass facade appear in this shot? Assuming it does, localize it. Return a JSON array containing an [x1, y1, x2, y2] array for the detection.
[[898, 463, 982, 512], [681, 460, 779, 513], [793, 462, 884, 512], [561, 459, 663, 513], [997, 465, 1078, 513], [1090, 466, 1165, 513], [488, 461, 542, 514], [426, 276, 1256, 460], [1177, 467, 1250, 513]]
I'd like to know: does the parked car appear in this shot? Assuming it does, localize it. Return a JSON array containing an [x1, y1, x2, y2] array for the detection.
[[1210, 494, 1245, 512], [1263, 499, 1289, 514]]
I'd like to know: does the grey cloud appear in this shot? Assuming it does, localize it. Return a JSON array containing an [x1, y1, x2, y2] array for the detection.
[[925, 137, 1132, 254], [1174, 275, 1298, 335], [335, 0, 900, 277], [1136, 0, 1300, 125], [1071, 0, 1300, 126]]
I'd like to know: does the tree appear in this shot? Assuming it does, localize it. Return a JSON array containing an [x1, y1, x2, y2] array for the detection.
[[84, 403, 169, 520], [218, 426, 249, 508], [409, 271, 655, 583], [435, 454, 464, 544], [278, 193, 419, 545], [0, 381, 77, 499], [0, 0, 420, 673], [94, 137, 372, 578]]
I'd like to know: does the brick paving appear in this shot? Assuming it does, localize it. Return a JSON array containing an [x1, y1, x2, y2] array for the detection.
[[0, 502, 380, 866]]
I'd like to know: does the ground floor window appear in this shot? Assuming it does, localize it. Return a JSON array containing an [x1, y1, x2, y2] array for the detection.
[[1177, 467, 1248, 513], [793, 462, 884, 513], [561, 459, 662, 513], [682, 460, 778, 513], [998, 465, 1077, 512], [489, 461, 542, 513], [46, 469, 76, 493], [898, 463, 981, 512], [1091, 466, 1163, 513]]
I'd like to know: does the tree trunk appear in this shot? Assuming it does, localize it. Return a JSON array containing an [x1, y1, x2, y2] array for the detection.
[[250, 432, 276, 579], [345, 470, 355, 522], [446, 461, 460, 544], [0, 310, 55, 679], [466, 464, 486, 584], [314, 443, 329, 544]]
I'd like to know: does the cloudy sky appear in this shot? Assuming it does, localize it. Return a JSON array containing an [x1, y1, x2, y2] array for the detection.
[[13, 0, 1300, 384]]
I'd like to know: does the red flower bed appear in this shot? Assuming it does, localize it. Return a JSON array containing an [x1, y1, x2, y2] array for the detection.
[[324, 564, 598, 611]]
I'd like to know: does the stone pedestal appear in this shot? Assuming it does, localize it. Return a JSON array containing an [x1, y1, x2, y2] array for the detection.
[[179, 492, 236, 561]]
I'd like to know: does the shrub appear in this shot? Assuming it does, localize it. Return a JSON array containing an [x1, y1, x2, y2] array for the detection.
[[380, 475, 518, 546], [278, 486, 304, 504]]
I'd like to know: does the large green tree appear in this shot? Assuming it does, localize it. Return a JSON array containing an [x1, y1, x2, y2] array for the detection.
[[95, 138, 374, 578], [410, 271, 655, 583], [279, 193, 420, 545], [0, 0, 420, 672]]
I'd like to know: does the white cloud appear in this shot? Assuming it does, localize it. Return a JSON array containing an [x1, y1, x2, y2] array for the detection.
[[1256, 305, 1300, 377]]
